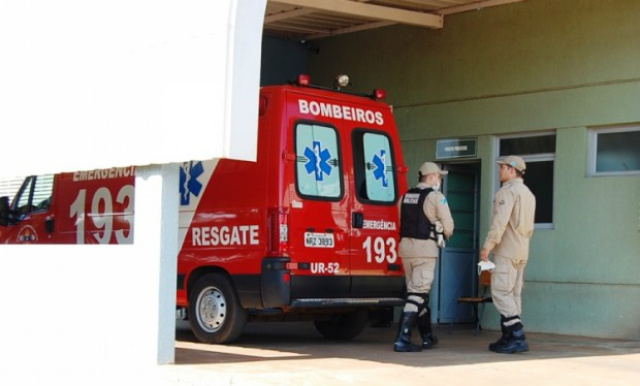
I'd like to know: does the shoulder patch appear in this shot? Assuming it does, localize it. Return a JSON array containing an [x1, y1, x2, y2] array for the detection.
[[441, 197, 447, 205]]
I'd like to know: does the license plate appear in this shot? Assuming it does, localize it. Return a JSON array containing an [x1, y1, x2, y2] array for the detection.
[[304, 232, 335, 248]]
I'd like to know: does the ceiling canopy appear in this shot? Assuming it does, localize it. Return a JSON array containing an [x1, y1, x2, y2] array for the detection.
[[265, 0, 525, 40]]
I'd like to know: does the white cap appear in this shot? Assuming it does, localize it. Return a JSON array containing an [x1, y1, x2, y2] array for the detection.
[[497, 155, 526, 173], [419, 162, 448, 176]]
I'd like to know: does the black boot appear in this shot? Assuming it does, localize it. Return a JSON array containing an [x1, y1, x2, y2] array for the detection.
[[493, 319, 529, 354], [495, 327, 529, 354], [488, 315, 510, 352], [393, 312, 422, 352], [417, 310, 438, 349]]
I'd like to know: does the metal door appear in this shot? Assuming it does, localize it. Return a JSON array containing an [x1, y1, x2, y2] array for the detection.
[[435, 163, 481, 324], [349, 129, 406, 296]]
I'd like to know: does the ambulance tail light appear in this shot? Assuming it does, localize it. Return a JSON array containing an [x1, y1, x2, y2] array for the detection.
[[268, 207, 289, 255], [373, 88, 387, 100], [297, 74, 311, 86]]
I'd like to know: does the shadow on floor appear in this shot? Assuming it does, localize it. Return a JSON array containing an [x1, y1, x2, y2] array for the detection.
[[175, 319, 640, 367]]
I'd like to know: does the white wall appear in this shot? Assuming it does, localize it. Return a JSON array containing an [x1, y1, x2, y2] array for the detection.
[[0, 165, 179, 384], [0, 1, 267, 384]]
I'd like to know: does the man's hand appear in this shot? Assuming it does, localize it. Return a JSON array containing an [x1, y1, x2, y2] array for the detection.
[[480, 247, 490, 262]]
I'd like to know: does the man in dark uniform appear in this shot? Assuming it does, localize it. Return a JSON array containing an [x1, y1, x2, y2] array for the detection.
[[394, 162, 454, 352]]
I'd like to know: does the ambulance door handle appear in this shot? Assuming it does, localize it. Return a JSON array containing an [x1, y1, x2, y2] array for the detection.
[[352, 212, 363, 228], [45, 216, 55, 233]]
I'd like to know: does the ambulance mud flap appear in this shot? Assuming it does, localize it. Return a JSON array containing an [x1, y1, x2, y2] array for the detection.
[[261, 257, 291, 308]]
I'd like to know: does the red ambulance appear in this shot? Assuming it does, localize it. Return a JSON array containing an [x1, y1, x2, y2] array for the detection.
[[0, 75, 409, 343]]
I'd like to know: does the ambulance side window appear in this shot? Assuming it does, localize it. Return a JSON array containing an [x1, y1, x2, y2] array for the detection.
[[352, 130, 397, 203], [32, 175, 54, 212], [13, 175, 54, 216], [295, 122, 343, 200]]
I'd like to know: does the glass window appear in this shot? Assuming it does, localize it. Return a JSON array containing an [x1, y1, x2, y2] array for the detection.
[[295, 123, 342, 199], [12, 175, 54, 216], [32, 175, 54, 211], [521, 160, 553, 224], [499, 133, 555, 226], [500, 136, 556, 155], [14, 177, 34, 214], [589, 127, 640, 175], [352, 130, 397, 203], [0, 176, 25, 199]]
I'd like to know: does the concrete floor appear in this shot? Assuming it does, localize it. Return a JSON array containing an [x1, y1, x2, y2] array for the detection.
[[160, 320, 640, 385]]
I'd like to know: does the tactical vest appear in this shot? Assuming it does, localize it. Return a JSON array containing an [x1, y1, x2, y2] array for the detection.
[[400, 187, 436, 240]]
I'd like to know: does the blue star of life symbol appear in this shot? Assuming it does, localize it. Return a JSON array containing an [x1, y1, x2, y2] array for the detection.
[[180, 161, 204, 205], [304, 141, 332, 181], [372, 149, 388, 187]]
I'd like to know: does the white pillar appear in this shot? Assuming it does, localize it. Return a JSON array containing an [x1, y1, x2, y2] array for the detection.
[[134, 164, 179, 364]]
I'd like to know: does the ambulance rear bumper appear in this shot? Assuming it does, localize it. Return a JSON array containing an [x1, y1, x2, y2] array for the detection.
[[261, 257, 291, 308], [260, 257, 406, 310]]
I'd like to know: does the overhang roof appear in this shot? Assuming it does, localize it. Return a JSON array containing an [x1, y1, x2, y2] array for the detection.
[[265, 0, 525, 40]]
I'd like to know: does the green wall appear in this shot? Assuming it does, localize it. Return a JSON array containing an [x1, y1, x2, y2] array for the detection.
[[308, 0, 640, 339], [260, 36, 308, 86]]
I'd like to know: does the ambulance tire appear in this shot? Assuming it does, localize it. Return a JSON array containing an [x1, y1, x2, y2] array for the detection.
[[188, 273, 247, 344], [313, 310, 368, 340]]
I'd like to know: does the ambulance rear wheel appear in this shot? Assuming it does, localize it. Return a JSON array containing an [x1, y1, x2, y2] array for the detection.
[[314, 310, 368, 340], [188, 273, 247, 344]]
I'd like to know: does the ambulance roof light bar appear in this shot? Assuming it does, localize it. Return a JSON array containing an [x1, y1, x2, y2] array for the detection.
[[294, 73, 386, 101]]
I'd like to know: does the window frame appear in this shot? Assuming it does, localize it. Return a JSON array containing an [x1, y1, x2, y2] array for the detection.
[[495, 132, 556, 230], [31, 174, 54, 212], [293, 120, 344, 202], [588, 125, 640, 177]]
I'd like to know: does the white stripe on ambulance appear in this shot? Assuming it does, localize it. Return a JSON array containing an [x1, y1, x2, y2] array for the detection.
[[298, 99, 384, 125], [192, 225, 259, 247]]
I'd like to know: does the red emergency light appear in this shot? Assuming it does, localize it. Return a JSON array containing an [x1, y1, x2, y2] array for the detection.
[[297, 74, 311, 86], [373, 88, 386, 100]]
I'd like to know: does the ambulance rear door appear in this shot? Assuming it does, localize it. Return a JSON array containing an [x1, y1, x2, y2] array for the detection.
[[285, 93, 352, 299], [348, 116, 406, 297]]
